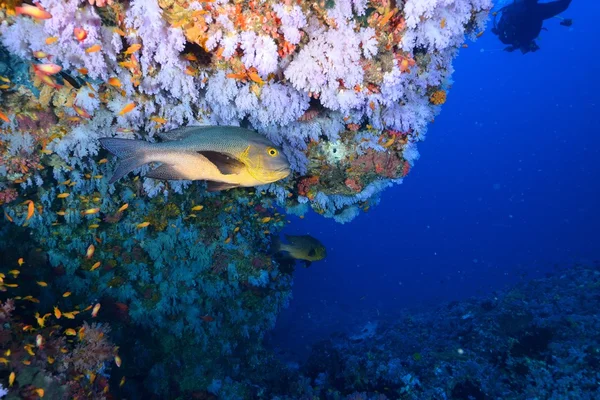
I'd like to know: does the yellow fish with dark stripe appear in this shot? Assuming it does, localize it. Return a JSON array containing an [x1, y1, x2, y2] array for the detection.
[[273, 234, 327, 267], [99, 126, 290, 191]]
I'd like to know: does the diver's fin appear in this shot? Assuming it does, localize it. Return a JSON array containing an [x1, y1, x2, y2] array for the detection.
[[145, 164, 182, 180], [303, 260, 312, 268], [99, 138, 152, 184], [198, 151, 245, 175], [559, 18, 573, 27], [535, 0, 572, 21], [205, 181, 239, 192]]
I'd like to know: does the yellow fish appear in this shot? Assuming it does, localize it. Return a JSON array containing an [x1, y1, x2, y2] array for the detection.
[[272, 234, 327, 267], [98, 126, 290, 190]]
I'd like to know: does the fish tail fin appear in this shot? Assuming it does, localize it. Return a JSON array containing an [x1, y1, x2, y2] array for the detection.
[[99, 138, 151, 184]]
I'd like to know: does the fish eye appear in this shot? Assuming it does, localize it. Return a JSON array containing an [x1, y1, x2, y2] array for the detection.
[[267, 147, 278, 157]]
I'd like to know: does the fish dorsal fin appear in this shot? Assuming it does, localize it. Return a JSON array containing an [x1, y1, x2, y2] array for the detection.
[[157, 126, 209, 141], [205, 181, 239, 192], [198, 151, 245, 175], [284, 234, 297, 244]]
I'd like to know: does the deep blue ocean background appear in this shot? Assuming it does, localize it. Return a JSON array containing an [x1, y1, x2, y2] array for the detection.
[[270, 0, 599, 359]]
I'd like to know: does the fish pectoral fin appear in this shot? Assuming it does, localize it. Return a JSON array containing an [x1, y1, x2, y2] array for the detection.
[[205, 181, 240, 192], [303, 260, 312, 268], [145, 164, 182, 180], [197, 151, 245, 175], [308, 248, 316, 257]]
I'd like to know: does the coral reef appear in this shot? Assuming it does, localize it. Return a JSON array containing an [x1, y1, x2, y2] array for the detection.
[[266, 262, 600, 399], [0, 0, 491, 222], [1, 0, 492, 397]]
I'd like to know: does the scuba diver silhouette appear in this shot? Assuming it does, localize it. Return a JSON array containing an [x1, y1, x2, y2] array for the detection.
[[492, 0, 573, 54]]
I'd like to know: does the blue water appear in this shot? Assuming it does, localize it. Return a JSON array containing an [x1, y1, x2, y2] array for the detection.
[[272, 0, 599, 357]]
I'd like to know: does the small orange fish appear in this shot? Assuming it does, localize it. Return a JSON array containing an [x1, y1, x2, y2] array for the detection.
[[37, 281, 48, 287], [261, 217, 271, 223], [462, 44, 469, 48], [86, 244, 95, 259], [114, 27, 126, 36], [150, 116, 167, 124], [118, 203, 129, 213], [78, 67, 88, 75], [90, 262, 101, 271], [440, 18, 446, 29], [124, 43, 142, 55], [62, 291, 71, 297], [45, 36, 58, 45], [32, 51, 48, 58], [18, 257, 25, 266], [248, 71, 264, 85], [57, 192, 70, 198], [65, 328, 77, 336], [36, 334, 43, 348], [15, 3, 52, 20], [118, 102, 136, 116], [136, 221, 150, 229], [35, 388, 45, 398], [378, 10, 395, 27], [9, 371, 15, 387], [86, 44, 102, 53], [476, 31, 484, 38], [191, 205, 203, 211], [74, 27, 87, 42], [83, 207, 100, 215], [201, 315, 214, 322], [73, 105, 91, 119], [92, 303, 101, 317], [227, 72, 247, 80], [36, 72, 61, 89], [183, 53, 198, 61], [108, 77, 122, 88], [54, 306, 62, 319], [0, 110, 9, 123], [185, 66, 198, 76], [25, 200, 35, 220], [382, 138, 395, 148], [120, 377, 126, 387], [224, 237, 231, 244], [115, 355, 122, 367], [62, 311, 77, 319]]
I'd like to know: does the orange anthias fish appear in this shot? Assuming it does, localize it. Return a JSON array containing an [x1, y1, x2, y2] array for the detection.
[[124, 43, 142, 55], [91, 303, 101, 317], [73, 105, 92, 119], [74, 27, 87, 42], [118, 102, 136, 116], [86, 244, 95, 259], [108, 77, 122, 88], [16, 3, 52, 20], [34, 63, 62, 75], [201, 315, 214, 322], [86, 44, 102, 53]]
